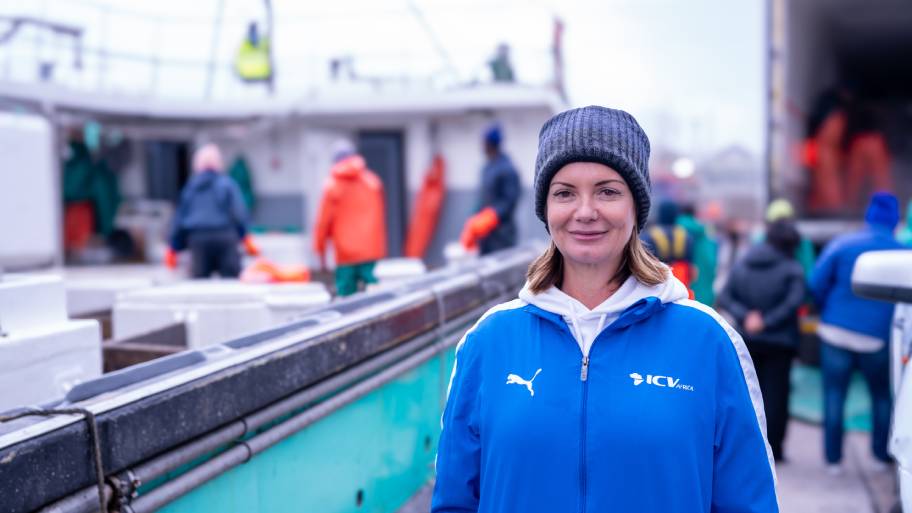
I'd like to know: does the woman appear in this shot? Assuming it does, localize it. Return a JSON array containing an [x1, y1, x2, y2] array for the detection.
[[166, 144, 258, 278], [718, 219, 805, 462], [432, 106, 778, 512]]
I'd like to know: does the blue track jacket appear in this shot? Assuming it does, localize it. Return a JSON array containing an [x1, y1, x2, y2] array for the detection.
[[432, 275, 778, 513], [809, 225, 905, 342]]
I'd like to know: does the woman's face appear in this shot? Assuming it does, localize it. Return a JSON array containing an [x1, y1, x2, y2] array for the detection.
[[547, 162, 636, 269]]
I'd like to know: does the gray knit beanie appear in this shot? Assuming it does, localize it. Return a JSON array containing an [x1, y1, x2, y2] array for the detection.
[[534, 106, 652, 230]]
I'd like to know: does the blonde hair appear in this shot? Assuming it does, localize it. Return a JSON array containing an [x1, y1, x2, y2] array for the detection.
[[526, 227, 668, 294]]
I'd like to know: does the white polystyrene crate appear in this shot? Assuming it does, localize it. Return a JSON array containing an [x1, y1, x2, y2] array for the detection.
[[112, 303, 184, 341], [0, 112, 56, 269], [183, 302, 272, 348], [265, 282, 331, 326], [65, 277, 155, 317], [443, 241, 478, 266], [0, 319, 101, 411], [0, 274, 68, 333], [373, 258, 427, 282], [112, 281, 276, 348]]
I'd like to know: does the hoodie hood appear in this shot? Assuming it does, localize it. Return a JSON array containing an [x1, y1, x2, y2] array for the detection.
[[518, 273, 689, 356], [185, 170, 220, 191], [677, 214, 706, 237], [743, 242, 786, 268], [331, 155, 367, 180]]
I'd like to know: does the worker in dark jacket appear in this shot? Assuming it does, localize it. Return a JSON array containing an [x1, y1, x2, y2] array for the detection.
[[718, 219, 805, 462], [460, 124, 520, 255], [167, 144, 258, 278]]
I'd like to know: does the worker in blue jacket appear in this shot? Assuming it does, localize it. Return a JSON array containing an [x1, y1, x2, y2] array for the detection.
[[166, 144, 259, 277], [433, 106, 778, 513], [460, 124, 521, 255], [810, 191, 905, 473]]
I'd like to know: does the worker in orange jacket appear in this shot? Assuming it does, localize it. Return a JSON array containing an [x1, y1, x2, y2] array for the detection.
[[845, 107, 893, 211], [313, 141, 388, 296], [460, 124, 520, 255]]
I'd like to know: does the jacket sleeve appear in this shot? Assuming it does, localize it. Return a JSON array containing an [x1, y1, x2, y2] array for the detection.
[[226, 180, 250, 239], [712, 327, 779, 512], [312, 184, 335, 257], [797, 238, 817, 283], [488, 164, 519, 221], [169, 189, 190, 251], [761, 266, 805, 328], [717, 268, 749, 324], [376, 179, 388, 257], [431, 332, 482, 513], [809, 240, 839, 308]]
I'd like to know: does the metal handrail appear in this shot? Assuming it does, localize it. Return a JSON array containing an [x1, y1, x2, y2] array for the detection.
[[0, 247, 536, 513]]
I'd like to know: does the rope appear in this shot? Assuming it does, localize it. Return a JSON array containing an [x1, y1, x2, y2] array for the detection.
[[1, 408, 107, 512]]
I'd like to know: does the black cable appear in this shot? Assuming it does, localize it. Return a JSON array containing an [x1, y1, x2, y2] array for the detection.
[[1, 408, 107, 513]]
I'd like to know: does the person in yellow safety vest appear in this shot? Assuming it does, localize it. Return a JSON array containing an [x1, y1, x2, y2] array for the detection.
[[641, 200, 695, 297], [235, 22, 272, 82]]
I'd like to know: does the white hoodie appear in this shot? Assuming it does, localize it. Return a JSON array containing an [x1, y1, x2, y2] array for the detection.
[[518, 273, 690, 358]]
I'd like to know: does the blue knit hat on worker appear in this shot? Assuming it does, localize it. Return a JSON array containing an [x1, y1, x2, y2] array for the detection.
[[484, 123, 502, 147], [865, 191, 900, 229], [533, 106, 652, 230]]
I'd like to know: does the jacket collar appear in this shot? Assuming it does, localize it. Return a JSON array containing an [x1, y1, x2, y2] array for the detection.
[[523, 295, 667, 333], [518, 273, 688, 352]]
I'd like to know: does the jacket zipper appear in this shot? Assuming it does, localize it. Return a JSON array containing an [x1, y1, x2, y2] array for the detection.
[[562, 322, 595, 513], [579, 353, 589, 513]]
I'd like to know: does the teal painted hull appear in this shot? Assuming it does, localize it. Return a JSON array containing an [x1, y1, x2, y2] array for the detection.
[[149, 349, 456, 513]]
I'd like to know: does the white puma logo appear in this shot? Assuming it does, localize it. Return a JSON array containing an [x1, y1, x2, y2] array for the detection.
[[506, 368, 542, 397]]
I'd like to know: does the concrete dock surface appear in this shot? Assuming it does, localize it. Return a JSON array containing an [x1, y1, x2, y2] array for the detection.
[[778, 420, 897, 513]]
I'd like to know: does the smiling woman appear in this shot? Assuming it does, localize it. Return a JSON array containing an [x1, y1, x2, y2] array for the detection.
[[527, 161, 666, 303], [432, 106, 780, 513]]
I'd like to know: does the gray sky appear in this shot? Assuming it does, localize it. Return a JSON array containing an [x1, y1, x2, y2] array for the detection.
[[557, 0, 765, 157], [2, 0, 765, 156]]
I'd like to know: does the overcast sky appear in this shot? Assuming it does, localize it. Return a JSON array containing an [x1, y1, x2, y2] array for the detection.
[[2, 0, 765, 156]]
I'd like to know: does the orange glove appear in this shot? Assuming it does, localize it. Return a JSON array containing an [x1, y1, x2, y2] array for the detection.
[[241, 258, 312, 283], [460, 207, 499, 250], [164, 248, 178, 269], [243, 235, 260, 256]]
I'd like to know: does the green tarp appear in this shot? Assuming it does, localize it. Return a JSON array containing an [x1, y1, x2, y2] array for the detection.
[[63, 141, 120, 236]]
